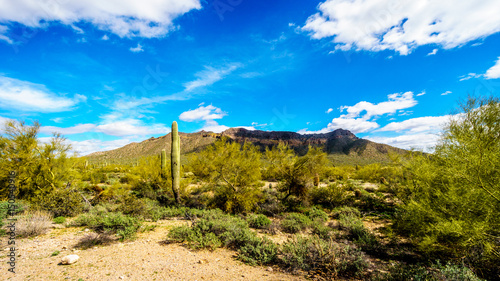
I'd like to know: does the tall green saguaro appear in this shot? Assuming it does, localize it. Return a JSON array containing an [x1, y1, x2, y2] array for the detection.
[[171, 121, 181, 204]]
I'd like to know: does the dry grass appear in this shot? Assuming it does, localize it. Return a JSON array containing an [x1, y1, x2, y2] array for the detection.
[[74, 232, 115, 249], [15, 210, 52, 238]]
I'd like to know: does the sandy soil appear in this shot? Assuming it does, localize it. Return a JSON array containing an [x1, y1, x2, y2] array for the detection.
[[0, 219, 307, 281]]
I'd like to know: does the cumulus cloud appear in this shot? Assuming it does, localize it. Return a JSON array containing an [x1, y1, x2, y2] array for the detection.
[[129, 43, 144, 53], [376, 115, 450, 133], [179, 105, 227, 122], [0, 76, 86, 112], [427, 49, 438, 56], [485, 57, 500, 79], [299, 91, 418, 134], [0, 0, 201, 42], [366, 133, 440, 152], [302, 0, 500, 55], [326, 108, 333, 114]]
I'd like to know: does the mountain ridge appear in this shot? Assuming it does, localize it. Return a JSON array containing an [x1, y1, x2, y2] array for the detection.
[[86, 128, 406, 164]]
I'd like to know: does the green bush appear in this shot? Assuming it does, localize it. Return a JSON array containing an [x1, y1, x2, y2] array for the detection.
[[338, 213, 380, 251], [310, 182, 348, 209], [32, 188, 86, 217], [279, 235, 368, 278], [167, 209, 255, 250], [311, 223, 334, 240], [238, 236, 278, 265], [377, 261, 483, 281], [53, 216, 66, 224], [247, 214, 272, 229], [306, 206, 329, 222], [332, 206, 361, 219], [280, 212, 312, 234], [72, 208, 141, 240]]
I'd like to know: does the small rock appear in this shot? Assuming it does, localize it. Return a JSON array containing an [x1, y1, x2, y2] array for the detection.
[[266, 267, 273, 272], [85, 228, 90, 232], [119, 276, 125, 279], [198, 259, 208, 264], [62, 246, 67, 250], [60, 255, 79, 265]]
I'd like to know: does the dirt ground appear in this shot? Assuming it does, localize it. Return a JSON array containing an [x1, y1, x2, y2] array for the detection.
[[0, 219, 307, 281]]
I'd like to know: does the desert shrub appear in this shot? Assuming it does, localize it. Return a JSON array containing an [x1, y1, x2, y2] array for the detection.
[[15, 210, 52, 238], [310, 182, 349, 209], [331, 206, 361, 219], [279, 235, 368, 278], [75, 232, 114, 249], [256, 188, 285, 217], [247, 214, 272, 229], [311, 223, 334, 240], [0, 201, 26, 235], [31, 187, 86, 217], [377, 261, 483, 281], [53, 216, 66, 224], [338, 213, 380, 252], [323, 166, 354, 181], [115, 196, 166, 221], [167, 209, 255, 250], [210, 184, 263, 214], [237, 235, 278, 265], [280, 212, 312, 234], [72, 208, 141, 240], [306, 206, 329, 222]]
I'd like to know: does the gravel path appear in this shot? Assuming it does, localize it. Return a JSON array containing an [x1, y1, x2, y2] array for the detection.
[[1, 220, 307, 281]]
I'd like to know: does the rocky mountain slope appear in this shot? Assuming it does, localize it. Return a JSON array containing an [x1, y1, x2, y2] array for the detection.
[[86, 128, 406, 164]]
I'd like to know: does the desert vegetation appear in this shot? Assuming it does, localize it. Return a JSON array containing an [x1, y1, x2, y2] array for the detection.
[[1, 96, 499, 280]]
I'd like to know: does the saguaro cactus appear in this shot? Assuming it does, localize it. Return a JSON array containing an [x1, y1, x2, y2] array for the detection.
[[171, 121, 181, 204]]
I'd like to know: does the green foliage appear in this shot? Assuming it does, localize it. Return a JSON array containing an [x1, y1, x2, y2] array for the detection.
[[377, 261, 483, 281], [338, 212, 380, 251], [323, 166, 354, 181], [265, 144, 328, 202], [53, 216, 66, 224], [32, 187, 86, 217], [115, 196, 166, 221], [394, 96, 500, 272], [306, 206, 329, 222], [311, 223, 334, 240], [280, 212, 312, 233], [0, 120, 76, 201], [72, 207, 141, 240], [51, 250, 60, 256], [167, 209, 256, 250], [331, 206, 361, 219], [310, 182, 350, 209], [190, 138, 262, 213], [279, 235, 368, 278], [238, 236, 278, 265], [247, 214, 272, 229]]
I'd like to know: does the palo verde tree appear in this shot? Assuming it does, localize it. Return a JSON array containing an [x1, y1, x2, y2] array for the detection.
[[264, 143, 328, 201], [189, 137, 262, 213], [394, 96, 500, 276], [0, 120, 79, 213]]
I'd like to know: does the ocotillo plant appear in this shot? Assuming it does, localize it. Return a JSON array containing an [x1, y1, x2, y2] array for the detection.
[[161, 149, 167, 178], [171, 121, 181, 204]]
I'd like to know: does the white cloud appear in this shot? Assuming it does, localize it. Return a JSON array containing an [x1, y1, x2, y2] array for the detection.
[[199, 121, 229, 133], [427, 49, 438, 56], [302, 0, 500, 55], [340, 91, 417, 120], [416, 91, 426, 96], [376, 115, 450, 133], [65, 138, 136, 156], [101, 34, 109, 40], [179, 105, 226, 122], [326, 108, 333, 114], [299, 91, 418, 134], [485, 56, 500, 79], [40, 124, 96, 135], [0, 0, 201, 41], [366, 133, 439, 152], [183, 63, 242, 92], [96, 119, 169, 137], [0, 76, 86, 112], [459, 73, 482, 81], [130, 43, 144, 53], [441, 90, 452, 96]]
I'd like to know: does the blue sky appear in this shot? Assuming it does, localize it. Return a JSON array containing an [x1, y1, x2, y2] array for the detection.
[[0, 0, 499, 155]]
